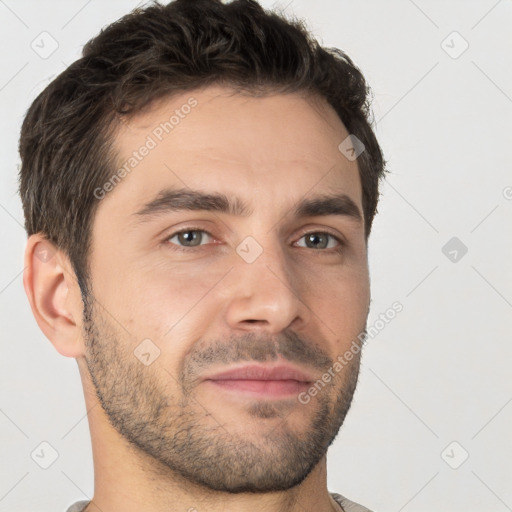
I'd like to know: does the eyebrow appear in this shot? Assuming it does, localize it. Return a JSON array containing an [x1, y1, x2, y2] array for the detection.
[[132, 187, 362, 223]]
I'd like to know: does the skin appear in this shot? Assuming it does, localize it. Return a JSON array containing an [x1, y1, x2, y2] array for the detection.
[[23, 85, 371, 512]]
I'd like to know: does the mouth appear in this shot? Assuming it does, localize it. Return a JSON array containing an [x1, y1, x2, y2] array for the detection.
[[202, 364, 315, 399]]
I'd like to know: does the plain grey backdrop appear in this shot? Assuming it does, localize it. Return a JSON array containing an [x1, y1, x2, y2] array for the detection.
[[1, 1, 511, 511]]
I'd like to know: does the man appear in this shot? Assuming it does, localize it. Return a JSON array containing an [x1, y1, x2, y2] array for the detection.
[[18, 0, 385, 510]]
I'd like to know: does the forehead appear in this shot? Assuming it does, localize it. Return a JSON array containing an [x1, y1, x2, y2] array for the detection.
[[102, 86, 362, 220]]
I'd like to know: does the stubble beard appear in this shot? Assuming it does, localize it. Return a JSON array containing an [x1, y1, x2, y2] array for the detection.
[[82, 296, 361, 493]]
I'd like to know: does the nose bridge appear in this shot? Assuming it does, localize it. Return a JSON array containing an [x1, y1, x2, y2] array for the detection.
[[223, 232, 308, 332], [249, 237, 292, 292], [238, 234, 296, 300]]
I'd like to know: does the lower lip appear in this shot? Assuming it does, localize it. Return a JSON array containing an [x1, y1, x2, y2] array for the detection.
[[206, 379, 311, 398]]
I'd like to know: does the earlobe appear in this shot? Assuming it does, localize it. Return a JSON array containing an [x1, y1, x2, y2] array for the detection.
[[23, 234, 85, 358]]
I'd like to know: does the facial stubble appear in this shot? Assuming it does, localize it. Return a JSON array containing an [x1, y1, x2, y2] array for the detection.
[[82, 296, 362, 493]]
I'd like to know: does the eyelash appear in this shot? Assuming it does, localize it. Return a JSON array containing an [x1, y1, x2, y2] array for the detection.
[[162, 227, 345, 254]]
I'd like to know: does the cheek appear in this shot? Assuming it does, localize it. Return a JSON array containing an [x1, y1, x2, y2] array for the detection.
[[118, 257, 230, 340], [302, 261, 370, 346]]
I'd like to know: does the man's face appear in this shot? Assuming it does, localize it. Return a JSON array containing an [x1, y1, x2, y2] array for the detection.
[[82, 86, 370, 492]]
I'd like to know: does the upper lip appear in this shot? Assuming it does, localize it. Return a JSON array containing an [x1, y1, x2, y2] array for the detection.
[[203, 364, 315, 383]]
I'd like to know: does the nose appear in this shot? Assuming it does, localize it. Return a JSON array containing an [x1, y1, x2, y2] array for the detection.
[[222, 241, 311, 334]]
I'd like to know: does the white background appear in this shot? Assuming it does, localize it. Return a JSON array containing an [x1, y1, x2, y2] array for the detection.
[[0, 1, 511, 511]]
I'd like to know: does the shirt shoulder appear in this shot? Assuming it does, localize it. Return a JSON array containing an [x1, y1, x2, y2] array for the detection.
[[330, 492, 374, 512], [66, 500, 90, 512], [68, 496, 369, 511]]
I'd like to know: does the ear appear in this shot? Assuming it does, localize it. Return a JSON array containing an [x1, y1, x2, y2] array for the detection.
[[23, 234, 85, 358]]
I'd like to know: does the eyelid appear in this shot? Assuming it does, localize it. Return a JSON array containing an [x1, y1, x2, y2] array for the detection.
[[163, 226, 217, 247], [292, 226, 345, 246]]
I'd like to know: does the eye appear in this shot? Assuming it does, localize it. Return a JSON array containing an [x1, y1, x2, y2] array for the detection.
[[163, 228, 343, 253], [295, 232, 342, 251], [166, 229, 214, 248]]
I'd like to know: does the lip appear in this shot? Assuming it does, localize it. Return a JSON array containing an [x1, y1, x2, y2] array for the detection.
[[203, 364, 315, 383]]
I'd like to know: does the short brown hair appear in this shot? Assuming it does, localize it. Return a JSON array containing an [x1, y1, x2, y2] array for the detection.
[[18, 0, 386, 296]]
